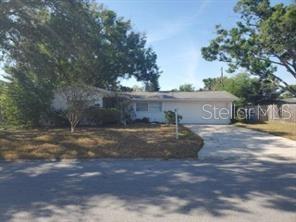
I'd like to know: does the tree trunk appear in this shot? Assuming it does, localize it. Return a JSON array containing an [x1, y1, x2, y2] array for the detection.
[[70, 125, 75, 133]]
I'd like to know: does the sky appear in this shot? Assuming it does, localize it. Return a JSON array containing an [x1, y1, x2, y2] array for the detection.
[[98, 0, 295, 90], [1, 0, 294, 90]]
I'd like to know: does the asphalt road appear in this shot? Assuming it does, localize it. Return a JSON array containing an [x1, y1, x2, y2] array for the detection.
[[0, 157, 295, 222]]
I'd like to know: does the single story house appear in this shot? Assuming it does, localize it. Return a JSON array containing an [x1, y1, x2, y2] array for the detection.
[[52, 89, 237, 125], [125, 91, 237, 124]]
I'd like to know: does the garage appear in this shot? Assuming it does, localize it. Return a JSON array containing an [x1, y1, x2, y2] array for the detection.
[[129, 91, 237, 124]]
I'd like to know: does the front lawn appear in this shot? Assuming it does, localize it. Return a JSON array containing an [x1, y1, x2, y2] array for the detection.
[[236, 121, 296, 141], [0, 123, 203, 160]]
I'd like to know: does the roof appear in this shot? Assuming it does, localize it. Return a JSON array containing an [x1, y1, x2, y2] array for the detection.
[[54, 86, 238, 101], [124, 91, 238, 102], [279, 98, 296, 104]]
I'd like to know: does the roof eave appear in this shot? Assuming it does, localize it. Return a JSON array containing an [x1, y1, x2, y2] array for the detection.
[[131, 98, 237, 102]]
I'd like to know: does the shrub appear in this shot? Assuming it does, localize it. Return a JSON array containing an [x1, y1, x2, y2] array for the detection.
[[134, 117, 150, 123], [40, 109, 69, 127], [0, 81, 53, 127], [103, 96, 133, 125], [40, 107, 122, 127], [84, 107, 121, 126], [164, 110, 182, 124]]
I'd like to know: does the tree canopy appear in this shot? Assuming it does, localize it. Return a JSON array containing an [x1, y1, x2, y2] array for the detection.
[[0, 0, 160, 89], [202, 0, 296, 96], [171, 83, 195, 92], [0, 0, 160, 125], [178, 84, 195, 92], [203, 73, 281, 106]]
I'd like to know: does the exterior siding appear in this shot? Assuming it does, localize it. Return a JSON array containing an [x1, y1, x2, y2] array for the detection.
[[51, 93, 104, 111], [133, 101, 233, 124], [132, 102, 164, 122]]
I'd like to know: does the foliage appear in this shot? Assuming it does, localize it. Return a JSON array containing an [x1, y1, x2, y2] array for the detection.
[[178, 84, 195, 92], [103, 95, 133, 125], [132, 85, 145, 92], [40, 109, 69, 128], [203, 78, 220, 91], [281, 84, 296, 98], [134, 117, 150, 123], [164, 110, 182, 124], [202, 0, 296, 96], [84, 107, 121, 125], [0, 0, 160, 126], [144, 79, 160, 91], [0, 80, 53, 126], [0, 1, 160, 88], [119, 86, 133, 92], [203, 73, 280, 106], [58, 84, 97, 132]]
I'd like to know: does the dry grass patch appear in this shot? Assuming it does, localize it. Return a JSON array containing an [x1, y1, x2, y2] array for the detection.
[[236, 121, 296, 141], [0, 123, 203, 160]]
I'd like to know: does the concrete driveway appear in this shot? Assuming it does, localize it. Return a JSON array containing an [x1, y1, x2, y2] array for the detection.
[[185, 125, 296, 161]]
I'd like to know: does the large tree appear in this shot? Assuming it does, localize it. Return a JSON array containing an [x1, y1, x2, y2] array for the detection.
[[202, 0, 296, 96], [0, 0, 160, 88], [0, 0, 160, 125]]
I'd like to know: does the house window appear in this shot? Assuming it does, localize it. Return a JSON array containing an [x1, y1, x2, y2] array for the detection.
[[149, 102, 162, 112], [94, 101, 101, 107], [136, 102, 148, 111]]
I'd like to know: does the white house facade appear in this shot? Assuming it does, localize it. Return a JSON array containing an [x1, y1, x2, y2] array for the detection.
[[51, 87, 111, 110], [127, 91, 237, 124], [52, 88, 237, 125]]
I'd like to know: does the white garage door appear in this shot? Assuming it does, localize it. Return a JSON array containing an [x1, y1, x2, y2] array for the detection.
[[164, 101, 232, 124]]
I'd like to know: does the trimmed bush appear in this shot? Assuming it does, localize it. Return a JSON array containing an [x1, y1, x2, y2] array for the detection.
[[134, 117, 150, 123], [84, 107, 121, 126], [164, 110, 182, 124], [40, 109, 69, 127]]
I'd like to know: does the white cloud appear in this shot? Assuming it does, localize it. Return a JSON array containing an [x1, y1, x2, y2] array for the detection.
[[179, 47, 204, 89], [147, 18, 192, 44], [147, 0, 210, 44]]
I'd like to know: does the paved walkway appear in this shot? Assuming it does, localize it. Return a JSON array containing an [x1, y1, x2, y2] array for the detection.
[[185, 125, 296, 161]]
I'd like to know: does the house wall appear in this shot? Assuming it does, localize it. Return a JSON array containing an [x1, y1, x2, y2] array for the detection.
[[51, 92, 104, 111], [132, 102, 164, 122], [133, 100, 233, 124]]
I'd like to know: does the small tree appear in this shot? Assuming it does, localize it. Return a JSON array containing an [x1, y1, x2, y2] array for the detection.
[[179, 84, 195, 92], [59, 84, 96, 133]]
